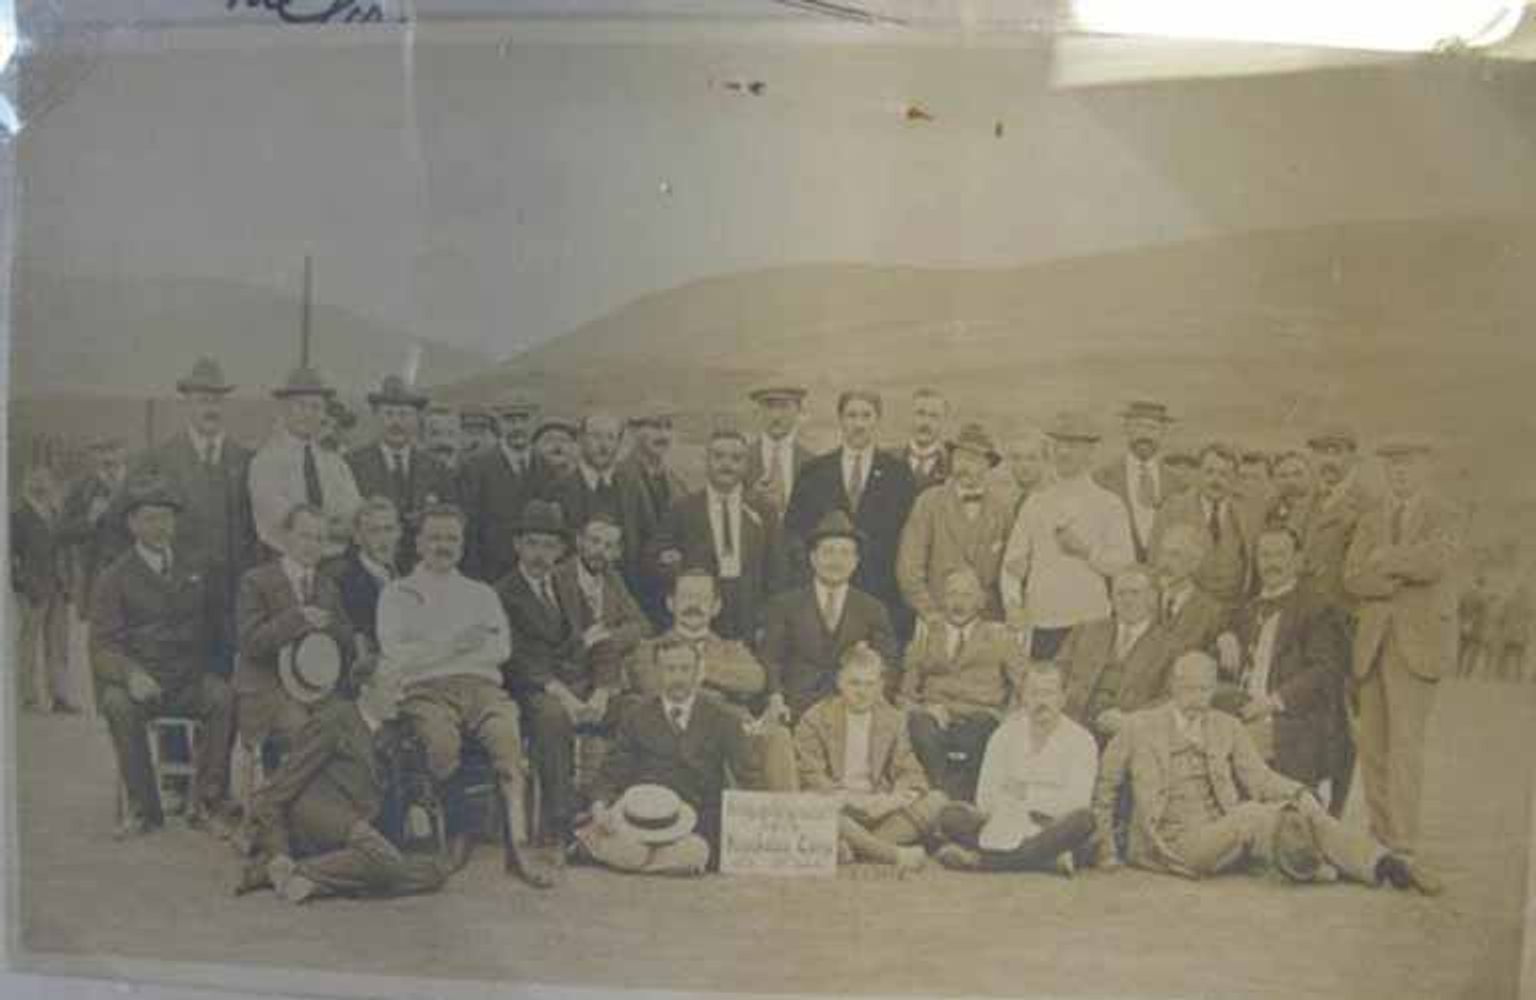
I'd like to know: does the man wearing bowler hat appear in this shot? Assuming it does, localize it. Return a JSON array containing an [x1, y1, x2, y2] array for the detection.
[[897, 422, 1014, 628], [133, 357, 257, 679], [1002, 411, 1135, 661], [91, 476, 236, 838], [248, 366, 363, 560], [457, 394, 547, 583], [346, 375, 457, 569], [744, 385, 813, 526], [1344, 435, 1461, 860], [1094, 400, 1185, 565]]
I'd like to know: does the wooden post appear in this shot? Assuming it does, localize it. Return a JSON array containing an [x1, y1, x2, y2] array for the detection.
[[145, 398, 157, 449], [300, 254, 313, 368]]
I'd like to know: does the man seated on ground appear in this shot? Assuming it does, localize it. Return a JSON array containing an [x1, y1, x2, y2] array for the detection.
[[91, 476, 235, 838], [1057, 565, 1175, 748], [796, 643, 945, 874], [376, 503, 557, 888], [628, 567, 798, 791], [579, 637, 755, 871], [1091, 651, 1440, 895], [234, 661, 455, 904], [900, 568, 1019, 802], [934, 662, 1097, 876]]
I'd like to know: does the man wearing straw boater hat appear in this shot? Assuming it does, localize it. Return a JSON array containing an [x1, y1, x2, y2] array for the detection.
[[346, 374, 456, 570], [247, 365, 362, 561], [90, 475, 236, 839], [133, 356, 257, 680]]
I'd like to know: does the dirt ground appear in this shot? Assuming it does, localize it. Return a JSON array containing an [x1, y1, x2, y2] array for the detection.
[[11, 678, 1534, 1000]]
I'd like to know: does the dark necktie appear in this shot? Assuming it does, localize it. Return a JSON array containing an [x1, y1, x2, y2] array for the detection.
[[1207, 500, 1223, 545], [202, 440, 217, 471], [391, 452, 409, 506], [719, 495, 735, 558], [303, 443, 324, 507], [539, 576, 560, 618], [1136, 463, 1156, 507], [668, 704, 685, 733], [1164, 593, 1178, 622], [1390, 503, 1406, 545], [847, 452, 865, 509]]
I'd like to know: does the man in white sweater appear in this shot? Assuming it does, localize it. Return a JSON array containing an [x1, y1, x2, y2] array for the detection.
[[376, 503, 556, 888], [934, 662, 1099, 875]]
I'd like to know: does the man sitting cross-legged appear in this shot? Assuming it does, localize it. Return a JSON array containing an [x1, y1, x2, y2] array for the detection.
[[796, 642, 946, 874], [934, 662, 1098, 876]]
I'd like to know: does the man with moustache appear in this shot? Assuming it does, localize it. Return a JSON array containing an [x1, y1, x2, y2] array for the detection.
[[346, 376, 456, 568], [1003, 429, 1052, 524], [652, 427, 787, 642], [533, 416, 582, 482], [1154, 524, 1231, 658], [902, 387, 953, 494], [550, 412, 657, 605], [1303, 426, 1375, 612], [744, 385, 813, 525], [60, 435, 132, 618], [1267, 450, 1318, 539], [1057, 565, 1175, 748], [1094, 401, 1183, 565], [898, 423, 1013, 628], [1149, 443, 1251, 609], [133, 357, 257, 680], [1002, 412, 1135, 661], [617, 404, 688, 625], [457, 406, 498, 466], [458, 395, 547, 584], [784, 388, 918, 639], [332, 497, 405, 659]]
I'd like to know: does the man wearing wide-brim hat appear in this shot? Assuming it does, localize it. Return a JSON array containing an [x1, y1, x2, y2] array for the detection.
[[760, 509, 899, 722], [345, 375, 457, 571], [132, 356, 257, 680], [90, 475, 237, 839], [1343, 434, 1461, 866], [1092, 400, 1187, 565], [744, 384, 812, 524], [897, 421, 1014, 627], [456, 394, 548, 583], [248, 366, 363, 560], [1002, 411, 1136, 661]]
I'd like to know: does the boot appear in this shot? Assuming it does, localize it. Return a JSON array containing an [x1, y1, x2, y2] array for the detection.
[[502, 775, 559, 889]]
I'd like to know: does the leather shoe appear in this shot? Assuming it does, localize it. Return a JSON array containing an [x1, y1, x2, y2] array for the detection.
[[231, 860, 271, 897], [1378, 853, 1444, 896], [113, 814, 156, 841], [506, 839, 560, 889], [935, 844, 982, 871]]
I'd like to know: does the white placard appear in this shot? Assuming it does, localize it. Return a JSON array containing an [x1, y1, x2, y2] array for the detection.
[[719, 791, 840, 877]]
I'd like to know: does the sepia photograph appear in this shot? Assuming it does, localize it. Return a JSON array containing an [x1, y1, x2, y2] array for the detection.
[[4, 2, 1536, 998]]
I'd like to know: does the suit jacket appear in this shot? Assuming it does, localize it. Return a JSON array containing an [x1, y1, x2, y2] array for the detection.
[[1299, 478, 1374, 612], [783, 447, 918, 618], [901, 445, 951, 495], [627, 629, 767, 705], [592, 693, 754, 845], [235, 560, 353, 698], [1344, 492, 1462, 681], [133, 431, 257, 584], [11, 502, 66, 604], [794, 697, 928, 794], [89, 547, 211, 689], [59, 472, 132, 612], [345, 443, 457, 565], [1228, 588, 1350, 784], [1058, 617, 1175, 734], [1093, 702, 1301, 875], [760, 584, 898, 719], [899, 619, 1018, 717], [650, 490, 787, 642], [331, 549, 398, 648], [1149, 491, 1253, 607], [895, 483, 1012, 622], [456, 447, 552, 583], [497, 561, 647, 698], [744, 435, 813, 523], [554, 557, 652, 691], [251, 698, 384, 855], [1158, 583, 1231, 658], [550, 465, 656, 581], [1093, 454, 1188, 563]]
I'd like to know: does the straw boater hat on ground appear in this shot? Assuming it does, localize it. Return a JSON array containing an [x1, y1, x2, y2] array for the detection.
[[611, 784, 697, 845], [1271, 802, 1332, 884], [366, 375, 429, 410], [947, 422, 1001, 467], [278, 631, 343, 706], [175, 357, 236, 396], [272, 365, 337, 400]]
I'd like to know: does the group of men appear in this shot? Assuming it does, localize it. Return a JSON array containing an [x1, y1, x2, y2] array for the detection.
[[17, 355, 1457, 901]]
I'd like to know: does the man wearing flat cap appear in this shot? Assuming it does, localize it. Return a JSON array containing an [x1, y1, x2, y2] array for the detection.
[[1148, 442, 1252, 610], [1094, 400, 1186, 565], [902, 387, 953, 494], [457, 405, 498, 465], [533, 416, 581, 481], [617, 403, 688, 625], [897, 422, 1014, 628], [60, 435, 133, 619], [744, 385, 813, 525], [1344, 436, 1461, 860], [133, 357, 258, 679], [91, 476, 235, 838], [1002, 412, 1136, 661], [248, 366, 363, 560], [1301, 425, 1375, 613], [458, 395, 548, 583], [346, 375, 457, 570]]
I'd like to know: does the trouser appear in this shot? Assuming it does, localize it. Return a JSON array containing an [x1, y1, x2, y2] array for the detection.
[[400, 676, 526, 785], [236, 686, 312, 764], [519, 691, 623, 839], [293, 819, 450, 899], [99, 673, 235, 824], [1168, 800, 1383, 882], [715, 699, 798, 792], [941, 804, 1096, 872], [840, 790, 947, 862], [16, 594, 70, 708], [907, 711, 998, 803], [1029, 626, 1071, 662], [1351, 638, 1437, 855]]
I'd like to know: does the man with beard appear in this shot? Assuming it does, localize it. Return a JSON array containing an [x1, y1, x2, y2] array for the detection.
[[652, 428, 787, 642], [784, 388, 918, 639], [458, 396, 546, 583], [133, 357, 257, 680], [346, 376, 456, 569], [618, 404, 688, 625], [60, 435, 132, 618], [1149, 443, 1252, 609], [901, 387, 952, 494], [1094, 400, 1183, 565], [744, 385, 813, 526], [550, 413, 656, 603]]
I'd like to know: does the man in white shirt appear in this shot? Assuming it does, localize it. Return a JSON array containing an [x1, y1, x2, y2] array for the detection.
[[934, 662, 1098, 875], [1002, 411, 1136, 660], [248, 366, 363, 560], [377, 504, 557, 888]]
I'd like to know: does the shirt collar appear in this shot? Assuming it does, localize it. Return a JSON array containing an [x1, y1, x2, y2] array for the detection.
[[382, 443, 412, 465], [1118, 617, 1152, 645], [136, 543, 171, 573], [521, 564, 554, 594], [672, 624, 714, 643], [576, 560, 603, 592], [908, 440, 943, 461], [500, 441, 531, 467], [580, 462, 613, 490], [764, 431, 796, 452], [281, 556, 313, 590], [814, 580, 847, 605], [1258, 581, 1298, 603], [842, 444, 875, 465], [706, 484, 743, 506], [662, 692, 697, 724], [1173, 707, 1203, 743], [188, 426, 224, 457], [359, 552, 395, 582], [1127, 452, 1159, 476], [357, 703, 382, 733]]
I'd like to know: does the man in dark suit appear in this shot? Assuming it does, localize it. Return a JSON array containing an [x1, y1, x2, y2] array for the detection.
[[900, 387, 952, 494], [346, 376, 457, 569], [1058, 565, 1176, 748], [1094, 400, 1186, 565], [549, 413, 657, 606], [457, 395, 547, 583], [1303, 426, 1374, 613], [744, 385, 813, 526], [331, 497, 404, 660], [12, 467, 75, 713], [652, 427, 787, 642], [90, 477, 235, 838], [133, 357, 257, 679], [1154, 523, 1231, 657], [235, 662, 453, 903], [1149, 443, 1252, 609], [235, 504, 354, 757], [760, 510, 899, 722], [1214, 526, 1352, 814], [60, 435, 131, 618], [617, 404, 687, 626], [784, 388, 918, 638], [588, 636, 755, 860]]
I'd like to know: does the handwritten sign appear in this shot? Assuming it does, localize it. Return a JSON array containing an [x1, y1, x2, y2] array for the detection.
[[719, 791, 840, 877]]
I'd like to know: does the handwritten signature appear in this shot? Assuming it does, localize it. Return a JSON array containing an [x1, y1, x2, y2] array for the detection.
[[225, 0, 400, 25]]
